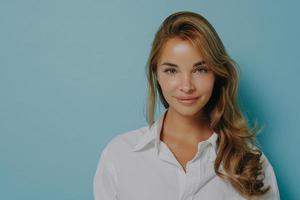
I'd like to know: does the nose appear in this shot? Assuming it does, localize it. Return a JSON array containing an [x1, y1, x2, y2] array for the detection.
[[180, 74, 195, 93]]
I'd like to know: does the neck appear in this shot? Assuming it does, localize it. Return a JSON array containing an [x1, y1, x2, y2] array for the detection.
[[162, 108, 213, 143]]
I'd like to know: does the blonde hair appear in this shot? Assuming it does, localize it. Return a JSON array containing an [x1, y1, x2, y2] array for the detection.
[[144, 11, 270, 198]]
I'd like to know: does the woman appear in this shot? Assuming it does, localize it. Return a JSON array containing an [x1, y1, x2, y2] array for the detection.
[[93, 11, 280, 200]]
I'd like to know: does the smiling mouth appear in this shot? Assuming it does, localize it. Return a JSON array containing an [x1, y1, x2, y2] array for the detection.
[[177, 97, 198, 100], [176, 97, 199, 105]]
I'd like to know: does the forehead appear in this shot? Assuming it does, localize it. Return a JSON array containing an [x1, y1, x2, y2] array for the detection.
[[158, 37, 204, 64]]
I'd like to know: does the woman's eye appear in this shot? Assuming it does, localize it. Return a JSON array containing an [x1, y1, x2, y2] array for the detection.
[[196, 67, 208, 73], [163, 67, 208, 75], [164, 68, 177, 74]]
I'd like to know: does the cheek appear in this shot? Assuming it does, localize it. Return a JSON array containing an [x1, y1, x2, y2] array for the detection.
[[158, 78, 178, 92], [197, 78, 215, 94]]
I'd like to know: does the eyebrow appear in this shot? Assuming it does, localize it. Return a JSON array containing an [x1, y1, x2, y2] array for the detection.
[[160, 61, 206, 67]]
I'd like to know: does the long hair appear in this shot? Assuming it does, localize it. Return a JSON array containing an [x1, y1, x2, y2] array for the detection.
[[144, 11, 270, 198]]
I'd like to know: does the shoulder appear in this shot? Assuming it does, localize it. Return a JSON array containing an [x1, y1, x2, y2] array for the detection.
[[261, 150, 280, 198], [249, 145, 281, 199], [100, 125, 150, 160]]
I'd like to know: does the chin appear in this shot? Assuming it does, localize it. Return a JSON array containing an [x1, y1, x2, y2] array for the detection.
[[169, 103, 205, 117]]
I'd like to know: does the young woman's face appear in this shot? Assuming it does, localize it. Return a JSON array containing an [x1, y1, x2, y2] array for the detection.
[[156, 37, 216, 117]]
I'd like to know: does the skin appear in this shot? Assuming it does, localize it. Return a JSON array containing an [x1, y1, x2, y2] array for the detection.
[[156, 37, 216, 171]]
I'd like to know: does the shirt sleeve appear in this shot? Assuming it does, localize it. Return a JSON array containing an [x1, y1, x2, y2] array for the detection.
[[258, 152, 281, 200], [93, 145, 118, 200]]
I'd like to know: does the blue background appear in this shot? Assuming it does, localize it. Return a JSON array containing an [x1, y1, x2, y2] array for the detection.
[[1, 0, 299, 199]]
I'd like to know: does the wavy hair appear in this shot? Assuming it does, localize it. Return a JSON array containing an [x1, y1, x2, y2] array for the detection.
[[144, 11, 270, 198]]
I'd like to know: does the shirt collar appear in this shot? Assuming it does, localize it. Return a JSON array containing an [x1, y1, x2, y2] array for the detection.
[[132, 109, 219, 156], [132, 109, 167, 153]]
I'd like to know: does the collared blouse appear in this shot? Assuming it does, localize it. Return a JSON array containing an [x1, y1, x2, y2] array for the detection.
[[93, 109, 280, 200]]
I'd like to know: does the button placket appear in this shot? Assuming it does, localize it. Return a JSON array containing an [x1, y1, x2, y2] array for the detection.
[[180, 161, 198, 200], [178, 168, 187, 200], [193, 145, 217, 195], [181, 143, 212, 200]]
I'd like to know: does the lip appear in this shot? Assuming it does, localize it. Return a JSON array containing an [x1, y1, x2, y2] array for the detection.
[[177, 96, 199, 100], [176, 97, 199, 105]]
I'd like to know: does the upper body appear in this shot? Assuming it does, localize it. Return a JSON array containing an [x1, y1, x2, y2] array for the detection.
[[93, 109, 280, 200], [94, 11, 280, 200]]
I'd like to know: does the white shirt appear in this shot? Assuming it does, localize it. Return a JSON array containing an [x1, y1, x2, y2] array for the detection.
[[93, 109, 280, 200]]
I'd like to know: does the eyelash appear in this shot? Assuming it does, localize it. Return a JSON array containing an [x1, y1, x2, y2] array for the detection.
[[163, 67, 208, 75]]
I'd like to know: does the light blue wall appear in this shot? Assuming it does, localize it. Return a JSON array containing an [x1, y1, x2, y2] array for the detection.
[[1, 0, 299, 199]]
